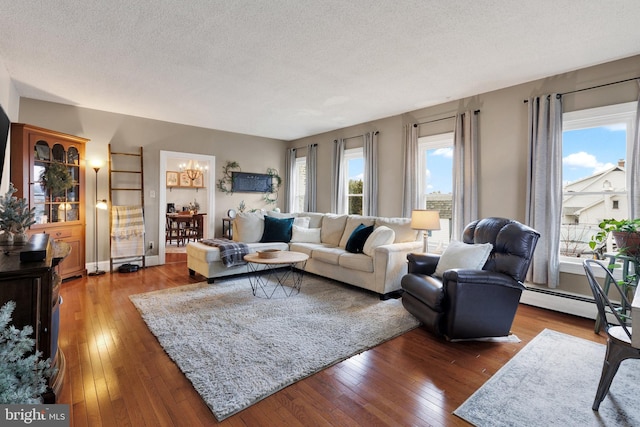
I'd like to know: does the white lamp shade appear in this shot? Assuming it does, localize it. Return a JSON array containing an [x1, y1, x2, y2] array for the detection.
[[411, 210, 441, 230]]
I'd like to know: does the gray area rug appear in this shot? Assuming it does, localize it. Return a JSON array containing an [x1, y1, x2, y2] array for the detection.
[[454, 328, 640, 426], [129, 275, 419, 421]]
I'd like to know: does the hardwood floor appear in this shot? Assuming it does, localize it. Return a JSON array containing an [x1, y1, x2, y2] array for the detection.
[[57, 261, 606, 426]]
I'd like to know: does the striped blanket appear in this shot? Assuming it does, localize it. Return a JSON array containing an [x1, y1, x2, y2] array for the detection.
[[111, 205, 145, 257], [200, 238, 249, 267]]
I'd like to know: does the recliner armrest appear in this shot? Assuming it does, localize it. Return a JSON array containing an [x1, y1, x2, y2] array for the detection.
[[442, 269, 526, 290], [407, 252, 440, 275]]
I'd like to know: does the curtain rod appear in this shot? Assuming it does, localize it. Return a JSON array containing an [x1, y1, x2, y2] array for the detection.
[[523, 76, 640, 103], [339, 130, 379, 141], [414, 109, 479, 127]]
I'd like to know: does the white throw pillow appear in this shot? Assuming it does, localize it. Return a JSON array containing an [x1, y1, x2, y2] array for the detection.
[[290, 225, 321, 243], [363, 226, 396, 256], [293, 216, 311, 228], [434, 240, 493, 278], [232, 212, 264, 243]]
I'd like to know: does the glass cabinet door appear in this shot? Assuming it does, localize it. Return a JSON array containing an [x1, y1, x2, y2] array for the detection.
[[32, 140, 81, 225]]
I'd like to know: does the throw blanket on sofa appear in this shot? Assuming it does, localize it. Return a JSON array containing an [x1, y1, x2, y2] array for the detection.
[[200, 238, 249, 267]]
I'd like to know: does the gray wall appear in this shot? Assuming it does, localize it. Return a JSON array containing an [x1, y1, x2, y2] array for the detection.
[[287, 54, 640, 295], [17, 100, 287, 263], [10, 54, 640, 297]]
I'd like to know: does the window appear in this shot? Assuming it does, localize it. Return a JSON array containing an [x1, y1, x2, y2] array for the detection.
[[560, 102, 636, 261], [417, 132, 454, 250], [344, 148, 363, 215], [291, 156, 306, 213]]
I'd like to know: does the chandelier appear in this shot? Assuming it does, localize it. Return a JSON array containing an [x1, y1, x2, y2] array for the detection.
[[179, 160, 207, 181]]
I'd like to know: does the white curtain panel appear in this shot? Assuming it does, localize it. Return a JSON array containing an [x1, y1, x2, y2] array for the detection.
[[331, 138, 346, 214], [401, 123, 419, 218], [452, 111, 479, 240], [526, 94, 563, 288], [363, 132, 378, 216], [304, 144, 317, 212], [284, 148, 296, 213], [628, 80, 640, 219]]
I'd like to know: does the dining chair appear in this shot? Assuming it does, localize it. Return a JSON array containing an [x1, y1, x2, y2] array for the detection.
[[583, 258, 640, 411]]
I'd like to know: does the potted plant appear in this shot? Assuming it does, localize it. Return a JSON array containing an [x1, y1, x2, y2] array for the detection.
[[589, 218, 640, 256], [0, 183, 36, 244], [40, 162, 74, 198], [0, 301, 54, 403]]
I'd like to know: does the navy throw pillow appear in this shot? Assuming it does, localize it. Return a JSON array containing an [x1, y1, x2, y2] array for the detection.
[[260, 216, 295, 243], [345, 224, 374, 253]]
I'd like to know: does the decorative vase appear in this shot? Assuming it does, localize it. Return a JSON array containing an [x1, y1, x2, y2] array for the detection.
[[13, 230, 28, 244], [0, 231, 14, 245], [612, 231, 640, 256]]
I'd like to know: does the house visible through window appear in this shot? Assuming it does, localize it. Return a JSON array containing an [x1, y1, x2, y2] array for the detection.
[[344, 148, 363, 215], [418, 132, 454, 250], [291, 156, 306, 213], [560, 101, 636, 259]]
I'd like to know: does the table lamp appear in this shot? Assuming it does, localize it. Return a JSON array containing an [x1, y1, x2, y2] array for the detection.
[[411, 210, 441, 253]]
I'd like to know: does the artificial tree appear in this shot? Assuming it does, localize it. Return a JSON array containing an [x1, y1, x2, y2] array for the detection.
[[0, 301, 53, 404], [0, 183, 36, 243]]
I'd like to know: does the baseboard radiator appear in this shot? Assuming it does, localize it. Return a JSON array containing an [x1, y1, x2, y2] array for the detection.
[[520, 287, 597, 320]]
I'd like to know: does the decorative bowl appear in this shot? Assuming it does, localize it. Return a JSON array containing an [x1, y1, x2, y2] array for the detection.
[[257, 249, 281, 259]]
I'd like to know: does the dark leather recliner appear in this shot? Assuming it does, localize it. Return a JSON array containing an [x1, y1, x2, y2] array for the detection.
[[400, 217, 540, 340]]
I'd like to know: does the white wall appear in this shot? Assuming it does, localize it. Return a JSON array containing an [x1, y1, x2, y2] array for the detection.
[[0, 56, 20, 194]]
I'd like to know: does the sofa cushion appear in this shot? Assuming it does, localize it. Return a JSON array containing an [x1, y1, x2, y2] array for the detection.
[[260, 216, 294, 243], [434, 240, 493, 278], [311, 246, 345, 265], [289, 242, 328, 256], [298, 212, 325, 228], [320, 214, 348, 246], [345, 224, 374, 253], [290, 225, 321, 243], [363, 226, 395, 256], [266, 211, 310, 228], [339, 215, 376, 247], [233, 212, 264, 243], [339, 252, 374, 272], [375, 217, 418, 243], [266, 211, 294, 219]]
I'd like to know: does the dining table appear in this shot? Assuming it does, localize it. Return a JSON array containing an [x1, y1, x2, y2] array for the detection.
[[166, 212, 206, 246]]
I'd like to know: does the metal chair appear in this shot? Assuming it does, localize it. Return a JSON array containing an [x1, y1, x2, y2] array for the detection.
[[583, 258, 640, 411]]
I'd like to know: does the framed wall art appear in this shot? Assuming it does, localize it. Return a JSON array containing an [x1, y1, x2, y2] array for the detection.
[[179, 171, 192, 187], [166, 171, 179, 187], [191, 173, 204, 188]]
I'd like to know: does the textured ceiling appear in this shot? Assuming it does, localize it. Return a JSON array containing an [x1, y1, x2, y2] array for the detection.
[[1, 1, 640, 141]]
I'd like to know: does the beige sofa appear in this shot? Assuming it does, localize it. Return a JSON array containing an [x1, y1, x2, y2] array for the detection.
[[186, 211, 422, 297]]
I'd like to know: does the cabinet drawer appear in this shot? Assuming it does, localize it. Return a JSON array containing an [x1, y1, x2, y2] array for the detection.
[[50, 229, 72, 239], [32, 228, 76, 239]]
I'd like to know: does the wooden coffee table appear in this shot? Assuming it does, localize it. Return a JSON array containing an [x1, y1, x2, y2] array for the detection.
[[244, 251, 309, 298]]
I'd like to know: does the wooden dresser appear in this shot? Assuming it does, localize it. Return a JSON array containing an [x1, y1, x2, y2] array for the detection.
[[0, 234, 68, 402], [10, 123, 89, 280]]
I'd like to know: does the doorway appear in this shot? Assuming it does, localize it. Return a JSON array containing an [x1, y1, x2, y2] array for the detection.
[[158, 151, 216, 265]]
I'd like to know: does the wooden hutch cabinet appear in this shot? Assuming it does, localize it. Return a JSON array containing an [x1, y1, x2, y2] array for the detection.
[[10, 123, 89, 280]]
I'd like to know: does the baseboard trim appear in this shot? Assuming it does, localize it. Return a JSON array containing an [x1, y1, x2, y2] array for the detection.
[[520, 287, 597, 320], [86, 255, 160, 274]]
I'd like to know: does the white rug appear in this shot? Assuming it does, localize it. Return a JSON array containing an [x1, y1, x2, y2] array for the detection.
[[129, 275, 419, 421], [454, 328, 640, 426]]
